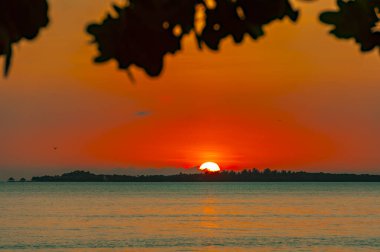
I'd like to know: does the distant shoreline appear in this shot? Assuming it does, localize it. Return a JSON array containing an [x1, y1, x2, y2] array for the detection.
[[7, 170, 380, 182]]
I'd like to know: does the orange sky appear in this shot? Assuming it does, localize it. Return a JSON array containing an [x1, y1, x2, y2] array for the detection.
[[0, 0, 379, 179]]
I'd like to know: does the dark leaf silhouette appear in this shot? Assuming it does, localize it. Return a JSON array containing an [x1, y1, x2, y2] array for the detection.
[[87, 0, 299, 77], [87, 0, 200, 77], [0, 0, 49, 76], [197, 0, 298, 50], [320, 0, 380, 52], [0, 0, 379, 78]]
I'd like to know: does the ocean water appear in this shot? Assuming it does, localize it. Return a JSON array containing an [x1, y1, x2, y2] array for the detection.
[[0, 182, 380, 251]]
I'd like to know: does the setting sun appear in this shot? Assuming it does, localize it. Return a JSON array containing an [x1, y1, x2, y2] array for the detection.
[[199, 162, 221, 173]]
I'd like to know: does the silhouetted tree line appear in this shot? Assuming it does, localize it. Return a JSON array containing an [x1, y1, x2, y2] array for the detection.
[[29, 169, 380, 182], [7, 177, 26, 182], [0, 0, 379, 78]]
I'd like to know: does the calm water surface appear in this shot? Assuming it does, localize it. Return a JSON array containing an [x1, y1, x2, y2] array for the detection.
[[1, 182, 380, 251]]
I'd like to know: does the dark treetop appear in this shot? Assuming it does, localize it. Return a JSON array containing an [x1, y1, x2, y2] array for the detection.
[[29, 169, 380, 182]]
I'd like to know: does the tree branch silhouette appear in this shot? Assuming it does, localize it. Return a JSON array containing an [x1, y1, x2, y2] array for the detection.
[[0, 0, 379, 78], [0, 0, 49, 77], [320, 0, 380, 52], [86, 0, 299, 77]]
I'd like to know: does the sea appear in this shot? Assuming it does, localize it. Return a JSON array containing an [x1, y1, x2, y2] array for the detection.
[[1, 182, 380, 251]]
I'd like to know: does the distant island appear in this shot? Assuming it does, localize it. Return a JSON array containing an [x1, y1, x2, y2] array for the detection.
[[9, 169, 380, 182]]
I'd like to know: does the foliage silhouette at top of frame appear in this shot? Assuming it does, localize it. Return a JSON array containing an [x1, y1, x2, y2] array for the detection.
[[320, 0, 380, 52], [0, 0, 379, 78], [0, 0, 49, 77], [86, 0, 299, 77]]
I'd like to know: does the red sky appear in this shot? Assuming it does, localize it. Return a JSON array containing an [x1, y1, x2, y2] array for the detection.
[[0, 0, 379, 179]]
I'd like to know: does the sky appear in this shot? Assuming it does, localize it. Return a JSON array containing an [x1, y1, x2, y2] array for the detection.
[[0, 0, 379, 179]]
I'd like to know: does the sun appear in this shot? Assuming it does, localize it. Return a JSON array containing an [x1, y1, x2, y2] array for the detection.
[[199, 162, 221, 173]]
